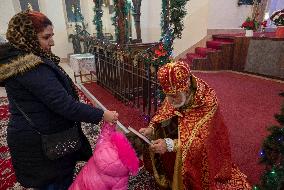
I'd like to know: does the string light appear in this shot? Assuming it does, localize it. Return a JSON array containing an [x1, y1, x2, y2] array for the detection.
[[260, 150, 265, 157]]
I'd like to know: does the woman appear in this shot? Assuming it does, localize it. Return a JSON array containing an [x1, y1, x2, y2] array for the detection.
[[0, 10, 118, 189]]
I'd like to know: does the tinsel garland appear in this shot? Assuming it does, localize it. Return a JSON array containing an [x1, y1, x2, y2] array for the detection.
[[73, 4, 84, 23], [157, 0, 189, 68], [72, 4, 85, 35], [111, 0, 119, 41], [93, 0, 104, 39], [135, 29, 173, 69], [161, 0, 190, 39], [253, 92, 284, 190], [170, 0, 190, 39], [124, 1, 132, 42], [161, 0, 169, 37]]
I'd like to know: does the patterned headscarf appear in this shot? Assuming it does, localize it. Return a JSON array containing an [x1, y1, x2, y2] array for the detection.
[[6, 10, 60, 64], [6, 10, 79, 101]]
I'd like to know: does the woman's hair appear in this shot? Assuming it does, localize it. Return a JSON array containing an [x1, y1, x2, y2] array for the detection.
[[27, 11, 52, 33]]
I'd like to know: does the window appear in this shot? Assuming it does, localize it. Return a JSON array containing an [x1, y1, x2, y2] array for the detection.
[[238, 0, 261, 5], [65, 0, 82, 22], [19, 0, 40, 11]]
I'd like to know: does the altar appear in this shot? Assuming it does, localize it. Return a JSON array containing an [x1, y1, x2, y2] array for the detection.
[[245, 37, 284, 79], [69, 53, 96, 83]]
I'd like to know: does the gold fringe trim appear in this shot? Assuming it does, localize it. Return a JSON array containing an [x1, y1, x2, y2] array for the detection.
[[182, 104, 218, 162], [149, 150, 170, 188], [172, 125, 184, 190], [0, 53, 43, 82]]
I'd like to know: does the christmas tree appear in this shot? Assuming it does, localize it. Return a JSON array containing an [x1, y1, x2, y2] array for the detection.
[[253, 92, 284, 190]]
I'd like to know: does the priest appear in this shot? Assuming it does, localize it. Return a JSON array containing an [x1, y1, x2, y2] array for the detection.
[[140, 61, 251, 190]]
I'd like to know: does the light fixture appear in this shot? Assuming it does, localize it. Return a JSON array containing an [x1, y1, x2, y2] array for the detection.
[[264, 12, 269, 20]]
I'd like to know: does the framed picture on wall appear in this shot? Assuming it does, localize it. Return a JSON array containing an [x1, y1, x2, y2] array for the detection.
[[238, 0, 261, 5], [20, 0, 40, 11]]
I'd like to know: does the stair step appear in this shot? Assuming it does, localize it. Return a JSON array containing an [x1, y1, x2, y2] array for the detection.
[[178, 58, 187, 62], [212, 35, 235, 43], [186, 53, 206, 62], [206, 40, 233, 50], [195, 47, 217, 57], [191, 58, 208, 70], [178, 57, 190, 66]]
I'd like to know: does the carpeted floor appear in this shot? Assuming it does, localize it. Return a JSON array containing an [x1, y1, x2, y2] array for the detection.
[[83, 82, 149, 131], [193, 71, 284, 185], [83, 71, 284, 185]]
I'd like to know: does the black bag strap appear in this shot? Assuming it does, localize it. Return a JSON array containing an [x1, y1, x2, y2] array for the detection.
[[9, 97, 41, 135]]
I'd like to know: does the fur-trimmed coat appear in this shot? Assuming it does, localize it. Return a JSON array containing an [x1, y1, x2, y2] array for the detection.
[[0, 45, 104, 188]]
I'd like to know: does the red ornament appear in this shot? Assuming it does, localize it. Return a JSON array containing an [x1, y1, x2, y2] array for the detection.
[[261, 21, 267, 27], [154, 44, 167, 58]]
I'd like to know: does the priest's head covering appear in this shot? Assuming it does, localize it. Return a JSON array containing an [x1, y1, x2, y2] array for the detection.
[[157, 61, 191, 94]]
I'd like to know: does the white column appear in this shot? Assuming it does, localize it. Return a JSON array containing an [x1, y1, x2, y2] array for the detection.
[[0, 0, 17, 37], [39, 0, 73, 58], [140, 0, 161, 43]]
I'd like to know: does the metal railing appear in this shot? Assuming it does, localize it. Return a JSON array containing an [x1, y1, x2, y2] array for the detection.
[[91, 43, 161, 116], [70, 33, 163, 116]]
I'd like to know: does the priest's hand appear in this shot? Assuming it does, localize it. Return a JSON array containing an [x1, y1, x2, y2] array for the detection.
[[150, 139, 167, 154], [139, 127, 153, 138]]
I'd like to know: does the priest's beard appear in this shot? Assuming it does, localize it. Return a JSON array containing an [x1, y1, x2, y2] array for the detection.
[[172, 92, 187, 108]]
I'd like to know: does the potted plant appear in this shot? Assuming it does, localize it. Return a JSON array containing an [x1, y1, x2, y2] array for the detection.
[[270, 9, 284, 38], [241, 17, 260, 37]]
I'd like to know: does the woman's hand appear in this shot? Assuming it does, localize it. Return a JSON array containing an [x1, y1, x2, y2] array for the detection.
[[139, 127, 153, 138], [150, 139, 167, 154], [103, 110, 119, 123]]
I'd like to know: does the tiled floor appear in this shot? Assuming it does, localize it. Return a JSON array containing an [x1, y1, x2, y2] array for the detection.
[[0, 62, 74, 98]]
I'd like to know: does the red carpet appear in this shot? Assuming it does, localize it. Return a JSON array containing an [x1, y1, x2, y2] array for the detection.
[[83, 83, 149, 130], [193, 71, 284, 185], [84, 71, 284, 185], [0, 97, 15, 190]]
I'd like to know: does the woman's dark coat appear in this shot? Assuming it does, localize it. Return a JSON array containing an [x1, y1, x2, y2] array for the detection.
[[0, 46, 104, 187]]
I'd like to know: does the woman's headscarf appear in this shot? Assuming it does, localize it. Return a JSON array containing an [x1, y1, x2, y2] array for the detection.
[[6, 10, 60, 64], [5, 10, 79, 101]]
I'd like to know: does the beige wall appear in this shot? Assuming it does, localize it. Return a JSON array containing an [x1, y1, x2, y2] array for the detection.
[[140, 0, 161, 43], [79, 0, 115, 35], [79, 1, 115, 38], [80, 0, 95, 34], [39, 0, 72, 58], [0, 0, 72, 58], [208, 0, 252, 29], [80, 0, 161, 42], [174, 0, 254, 56], [0, 0, 258, 58], [174, 0, 209, 56], [0, 0, 16, 36]]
